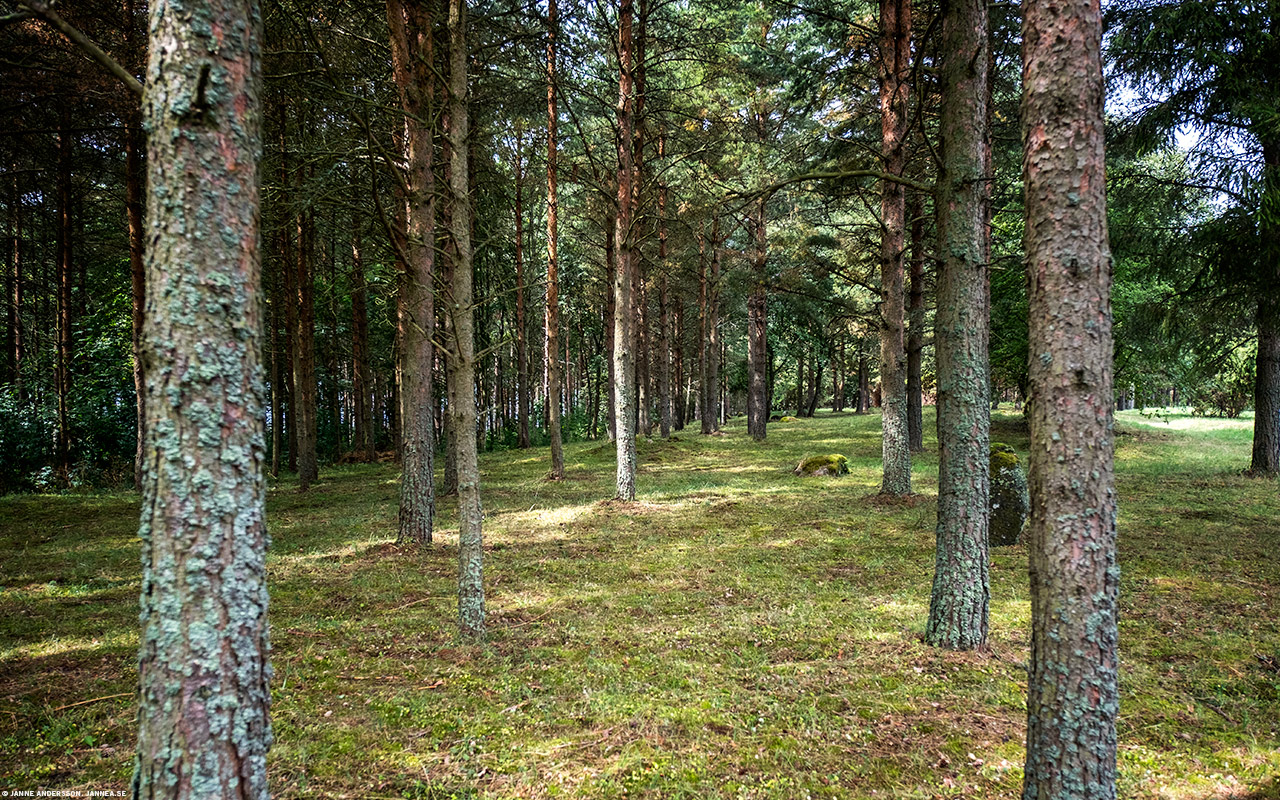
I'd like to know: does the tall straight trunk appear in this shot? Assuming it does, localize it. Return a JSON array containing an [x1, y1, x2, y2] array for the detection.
[[747, 198, 768, 440], [1021, 0, 1118, 794], [857, 343, 869, 413], [1254, 303, 1280, 474], [324, 213, 341, 456], [807, 356, 822, 417], [514, 134, 530, 449], [270, 277, 284, 477], [1251, 139, 1280, 475], [352, 220, 374, 460], [657, 134, 672, 439], [605, 216, 617, 442], [659, 277, 671, 438], [673, 300, 685, 430], [795, 353, 805, 416], [637, 282, 650, 437], [833, 339, 845, 412], [134, 1, 271, 795], [878, 0, 913, 496], [55, 120, 74, 477], [926, 0, 991, 652], [906, 193, 925, 453], [293, 203, 319, 489], [698, 231, 711, 434], [546, 0, 564, 478], [125, 6, 147, 491], [707, 224, 721, 431], [7, 170, 22, 393], [447, 0, 486, 638], [613, 0, 638, 500], [388, 0, 437, 544], [277, 121, 298, 473]]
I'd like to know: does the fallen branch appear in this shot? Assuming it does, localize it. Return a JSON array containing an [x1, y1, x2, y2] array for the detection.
[[52, 693, 131, 713]]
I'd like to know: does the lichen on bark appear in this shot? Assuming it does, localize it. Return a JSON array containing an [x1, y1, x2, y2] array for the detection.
[[1020, 0, 1119, 795], [926, 0, 991, 652], [133, 1, 272, 797]]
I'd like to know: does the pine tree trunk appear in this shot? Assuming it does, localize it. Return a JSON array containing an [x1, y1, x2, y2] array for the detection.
[[605, 216, 617, 443], [926, 0, 990, 651], [6, 170, 21, 392], [659, 276, 672, 439], [637, 281, 650, 438], [747, 199, 768, 441], [134, 2, 271, 795], [514, 135, 531, 449], [270, 282, 283, 477], [388, 0, 437, 544], [546, 0, 564, 478], [55, 119, 74, 479], [878, 0, 912, 496], [277, 122, 299, 474], [126, 106, 147, 492], [1251, 139, 1280, 475], [293, 205, 319, 489], [907, 193, 925, 453], [447, 0, 486, 637], [1021, 0, 1118, 793], [613, 0, 638, 500], [352, 221, 374, 460], [698, 231, 712, 434]]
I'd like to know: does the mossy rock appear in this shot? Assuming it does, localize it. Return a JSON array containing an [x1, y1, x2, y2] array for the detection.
[[794, 454, 849, 476], [779, 415, 798, 422], [990, 442, 1029, 546]]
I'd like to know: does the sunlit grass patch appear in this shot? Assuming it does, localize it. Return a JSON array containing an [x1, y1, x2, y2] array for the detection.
[[2, 407, 1278, 797]]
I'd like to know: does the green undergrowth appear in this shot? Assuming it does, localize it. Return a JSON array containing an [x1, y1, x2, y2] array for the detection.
[[2, 408, 1278, 798]]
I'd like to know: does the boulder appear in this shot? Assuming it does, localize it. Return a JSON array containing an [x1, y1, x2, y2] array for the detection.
[[989, 442, 1029, 546], [794, 454, 849, 476]]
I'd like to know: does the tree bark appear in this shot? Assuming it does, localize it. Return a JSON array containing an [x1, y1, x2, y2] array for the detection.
[[1251, 139, 1280, 475], [926, 0, 991, 651], [605, 214, 617, 443], [514, 132, 531, 449], [747, 199, 769, 440], [447, 0, 486, 638], [351, 219, 374, 460], [878, 0, 913, 495], [55, 119, 74, 479], [270, 271, 283, 477], [133, 1, 271, 796], [277, 120, 298, 474], [546, 0, 564, 478], [700, 222, 722, 434], [125, 0, 147, 490], [1021, 0, 1118, 794], [7, 170, 23, 394], [907, 193, 925, 453], [387, 0, 436, 545], [293, 202, 319, 489], [613, 0, 638, 500]]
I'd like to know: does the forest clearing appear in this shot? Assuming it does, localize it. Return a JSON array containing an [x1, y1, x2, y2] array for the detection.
[[3, 410, 1277, 799], [5, 0, 1280, 795]]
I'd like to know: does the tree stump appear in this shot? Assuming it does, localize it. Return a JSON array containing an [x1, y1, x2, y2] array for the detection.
[[990, 443, 1029, 545]]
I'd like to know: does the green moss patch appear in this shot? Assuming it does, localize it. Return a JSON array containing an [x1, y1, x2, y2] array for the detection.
[[793, 454, 850, 476]]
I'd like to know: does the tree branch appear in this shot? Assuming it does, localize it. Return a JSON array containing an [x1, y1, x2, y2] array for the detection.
[[19, 0, 143, 97]]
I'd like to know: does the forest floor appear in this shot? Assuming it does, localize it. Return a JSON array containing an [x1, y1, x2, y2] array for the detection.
[[2, 408, 1279, 799]]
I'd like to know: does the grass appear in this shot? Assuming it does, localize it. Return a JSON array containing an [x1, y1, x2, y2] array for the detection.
[[2, 407, 1279, 799]]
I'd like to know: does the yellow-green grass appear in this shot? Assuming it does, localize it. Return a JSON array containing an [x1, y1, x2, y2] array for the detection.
[[2, 408, 1278, 799]]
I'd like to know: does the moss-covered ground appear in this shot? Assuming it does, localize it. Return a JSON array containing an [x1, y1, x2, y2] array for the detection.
[[2, 409, 1278, 799]]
